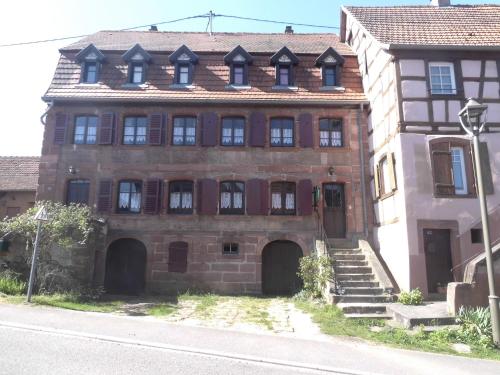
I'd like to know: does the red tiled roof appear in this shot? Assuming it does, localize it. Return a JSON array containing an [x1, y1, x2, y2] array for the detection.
[[62, 31, 356, 55], [343, 5, 500, 48], [45, 35, 367, 104], [0, 157, 39, 191]]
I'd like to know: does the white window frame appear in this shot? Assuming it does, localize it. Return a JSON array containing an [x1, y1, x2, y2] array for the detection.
[[429, 62, 456, 95], [450, 146, 468, 195]]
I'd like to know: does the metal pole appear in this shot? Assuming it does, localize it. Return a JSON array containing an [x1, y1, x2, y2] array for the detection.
[[471, 133, 500, 346], [26, 220, 42, 302], [357, 103, 369, 238]]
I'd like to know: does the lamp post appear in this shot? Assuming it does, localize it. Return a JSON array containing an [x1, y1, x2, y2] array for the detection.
[[26, 206, 49, 302], [458, 98, 500, 346]]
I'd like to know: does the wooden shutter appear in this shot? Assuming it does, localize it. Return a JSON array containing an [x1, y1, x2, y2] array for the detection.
[[249, 112, 266, 147], [431, 141, 454, 196], [201, 112, 218, 146], [374, 164, 380, 199], [53, 113, 68, 145], [197, 178, 217, 214], [144, 179, 161, 214], [298, 113, 313, 148], [97, 180, 113, 213], [99, 113, 115, 145], [148, 113, 164, 145], [388, 153, 397, 191], [479, 142, 494, 195], [247, 178, 268, 215], [297, 179, 313, 215], [168, 241, 188, 273]]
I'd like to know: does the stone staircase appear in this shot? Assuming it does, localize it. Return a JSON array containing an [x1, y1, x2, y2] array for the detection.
[[329, 246, 395, 318]]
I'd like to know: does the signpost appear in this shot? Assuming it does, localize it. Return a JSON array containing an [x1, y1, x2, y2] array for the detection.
[[26, 206, 49, 302]]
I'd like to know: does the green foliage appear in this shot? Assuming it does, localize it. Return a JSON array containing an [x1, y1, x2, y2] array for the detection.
[[0, 201, 94, 249], [456, 306, 493, 348], [0, 270, 26, 295], [398, 288, 424, 305], [297, 254, 333, 298]]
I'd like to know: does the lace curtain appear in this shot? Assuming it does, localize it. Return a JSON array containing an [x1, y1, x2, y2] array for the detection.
[[285, 193, 294, 209], [182, 192, 192, 208], [170, 192, 181, 208], [221, 192, 231, 208], [272, 193, 282, 209]]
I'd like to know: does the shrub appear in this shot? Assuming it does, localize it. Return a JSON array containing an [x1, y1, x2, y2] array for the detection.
[[456, 306, 493, 348], [0, 270, 26, 295], [398, 288, 423, 305], [297, 255, 333, 299]]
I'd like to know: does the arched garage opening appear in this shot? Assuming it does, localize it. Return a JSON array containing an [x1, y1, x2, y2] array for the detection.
[[262, 240, 303, 295], [104, 238, 146, 295]]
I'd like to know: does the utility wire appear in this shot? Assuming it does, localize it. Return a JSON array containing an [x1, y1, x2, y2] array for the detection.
[[0, 12, 337, 48]]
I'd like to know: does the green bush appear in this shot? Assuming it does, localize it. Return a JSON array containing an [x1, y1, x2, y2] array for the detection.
[[297, 255, 333, 299], [398, 288, 423, 305], [456, 306, 493, 348], [0, 270, 27, 295]]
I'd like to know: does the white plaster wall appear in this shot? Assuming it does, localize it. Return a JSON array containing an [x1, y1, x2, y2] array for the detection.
[[399, 60, 425, 77], [403, 101, 429, 122], [485, 61, 498, 78], [483, 82, 500, 99], [401, 80, 427, 98], [461, 60, 482, 78], [464, 81, 480, 98], [432, 101, 446, 122]]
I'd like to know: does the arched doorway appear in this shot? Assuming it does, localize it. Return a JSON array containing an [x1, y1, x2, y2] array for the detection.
[[104, 238, 147, 295], [262, 240, 303, 295]]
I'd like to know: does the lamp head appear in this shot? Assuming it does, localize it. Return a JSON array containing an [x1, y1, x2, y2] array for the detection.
[[458, 98, 488, 134]]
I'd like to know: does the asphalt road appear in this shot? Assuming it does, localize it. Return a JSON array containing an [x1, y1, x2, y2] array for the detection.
[[0, 304, 498, 375]]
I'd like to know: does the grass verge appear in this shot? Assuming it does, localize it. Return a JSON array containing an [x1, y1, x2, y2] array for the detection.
[[295, 299, 500, 361]]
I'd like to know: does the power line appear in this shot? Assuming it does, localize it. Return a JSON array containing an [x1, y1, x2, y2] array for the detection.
[[0, 12, 338, 48]]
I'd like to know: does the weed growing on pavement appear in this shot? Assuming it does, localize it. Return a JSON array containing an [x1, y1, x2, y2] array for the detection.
[[147, 303, 177, 317]]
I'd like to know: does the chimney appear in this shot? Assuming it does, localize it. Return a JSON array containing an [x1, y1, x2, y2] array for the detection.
[[430, 0, 451, 6], [285, 25, 294, 34], [149, 25, 158, 31]]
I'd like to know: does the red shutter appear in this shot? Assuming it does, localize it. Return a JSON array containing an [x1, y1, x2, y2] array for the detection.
[[297, 179, 313, 215], [99, 113, 115, 145], [168, 241, 188, 273], [53, 113, 68, 145], [144, 179, 161, 214], [431, 141, 454, 196], [299, 113, 313, 148], [201, 112, 218, 146], [148, 113, 164, 145], [249, 112, 266, 147], [197, 178, 217, 214], [247, 178, 268, 215], [97, 180, 113, 213]]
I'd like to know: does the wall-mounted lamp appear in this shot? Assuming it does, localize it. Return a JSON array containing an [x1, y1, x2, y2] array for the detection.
[[68, 166, 78, 174], [327, 167, 335, 176]]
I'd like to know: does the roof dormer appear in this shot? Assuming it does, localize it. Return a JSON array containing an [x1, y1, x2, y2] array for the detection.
[[224, 45, 253, 86], [315, 47, 345, 88], [75, 44, 105, 84], [270, 46, 299, 87], [169, 45, 199, 86], [122, 44, 152, 84]]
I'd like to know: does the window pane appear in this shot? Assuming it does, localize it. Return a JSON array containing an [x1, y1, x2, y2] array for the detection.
[[132, 65, 143, 83], [285, 193, 295, 209], [272, 193, 282, 209], [221, 192, 231, 208], [170, 192, 181, 208], [324, 67, 335, 86], [279, 66, 289, 85], [451, 147, 467, 194], [320, 131, 329, 147], [381, 158, 391, 195], [67, 180, 90, 204], [233, 66, 244, 85], [181, 192, 192, 208], [84, 63, 97, 83], [179, 65, 189, 84]]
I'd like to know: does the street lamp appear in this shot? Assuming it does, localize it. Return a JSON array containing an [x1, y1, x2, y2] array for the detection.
[[458, 98, 500, 346], [26, 206, 49, 302]]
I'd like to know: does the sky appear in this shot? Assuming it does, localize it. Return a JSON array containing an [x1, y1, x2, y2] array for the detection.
[[0, 0, 494, 156]]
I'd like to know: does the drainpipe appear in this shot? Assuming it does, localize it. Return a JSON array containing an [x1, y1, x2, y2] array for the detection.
[[357, 103, 369, 238]]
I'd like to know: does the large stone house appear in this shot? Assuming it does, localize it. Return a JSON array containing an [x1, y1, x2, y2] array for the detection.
[[38, 28, 370, 294], [340, 2, 500, 296]]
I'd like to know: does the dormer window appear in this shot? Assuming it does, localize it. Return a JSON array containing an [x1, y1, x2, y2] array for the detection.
[[224, 45, 253, 86], [122, 44, 152, 85], [169, 45, 199, 86], [270, 47, 299, 87], [75, 44, 105, 84], [316, 47, 345, 87]]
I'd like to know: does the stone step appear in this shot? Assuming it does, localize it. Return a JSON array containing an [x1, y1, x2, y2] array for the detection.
[[333, 294, 396, 304], [344, 313, 393, 320], [331, 254, 366, 261], [342, 287, 384, 295], [336, 266, 372, 274], [328, 248, 362, 255], [339, 280, 380, 288], [337, 303, 388, 315], [335, 260, 368, 267], [336, 273, 375, 281]]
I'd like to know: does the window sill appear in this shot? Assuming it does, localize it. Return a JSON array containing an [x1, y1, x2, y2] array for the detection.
[[121, 83, 148, 89], [320, 86, 345, 92], [169, 84, 195, 89], [378, 190, 396, 201], [225, 84, 252, 90], [271, 85, 299, 91], [433, 193, 477, 199]]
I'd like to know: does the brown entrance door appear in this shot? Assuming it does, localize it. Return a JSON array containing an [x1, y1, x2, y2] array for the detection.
[[323, 183, 346, 238], [423, 229, 453, 293], [262, 241, 303, 295]]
